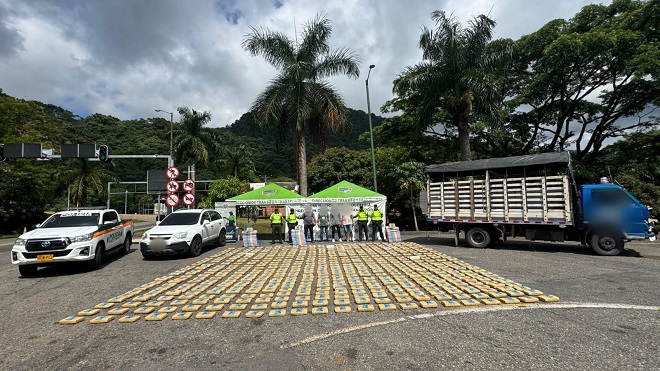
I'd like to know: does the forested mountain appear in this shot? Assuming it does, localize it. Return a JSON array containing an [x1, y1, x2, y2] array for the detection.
[[16, 96, 385, 183], [226, 109, 385, 151]]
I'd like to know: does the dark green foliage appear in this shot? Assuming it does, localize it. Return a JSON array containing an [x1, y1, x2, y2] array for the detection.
[[596, 130, 660, 216], [0, 165, 48, 233]]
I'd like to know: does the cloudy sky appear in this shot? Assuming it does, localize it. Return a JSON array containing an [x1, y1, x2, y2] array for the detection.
[[0, 0, 610, 128]]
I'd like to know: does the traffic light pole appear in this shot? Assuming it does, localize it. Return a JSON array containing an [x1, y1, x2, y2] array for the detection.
[[43, 154, 173, 167]]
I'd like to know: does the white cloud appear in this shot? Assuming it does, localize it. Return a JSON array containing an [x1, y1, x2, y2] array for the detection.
[[0, 0, 611, 127]]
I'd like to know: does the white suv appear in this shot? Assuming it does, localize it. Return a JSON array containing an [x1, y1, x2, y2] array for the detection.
[[140, 209, 226, 258]]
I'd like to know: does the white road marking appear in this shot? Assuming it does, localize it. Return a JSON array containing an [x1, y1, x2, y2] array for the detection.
[[281, 302, 660, 349]]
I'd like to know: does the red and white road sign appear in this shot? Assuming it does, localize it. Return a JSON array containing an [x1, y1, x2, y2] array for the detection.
[[165, 193, 179, 207], [182, 179, 195, 191], [166, 166, 180, 179], [182, 193, 195, 206], [166, 180, 179, 192]]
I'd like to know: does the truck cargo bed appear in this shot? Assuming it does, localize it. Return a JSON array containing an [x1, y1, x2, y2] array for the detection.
[[428, 175, 573, 225]]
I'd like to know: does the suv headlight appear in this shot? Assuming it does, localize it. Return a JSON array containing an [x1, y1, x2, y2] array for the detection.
[[70, 233, 93, 243], [141, 232, 149, 240], [15, 238, 26, 246], [173, 231, 188, 239]]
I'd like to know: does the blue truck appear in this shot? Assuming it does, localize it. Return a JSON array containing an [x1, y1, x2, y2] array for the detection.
[[424, 152, 651, 255]]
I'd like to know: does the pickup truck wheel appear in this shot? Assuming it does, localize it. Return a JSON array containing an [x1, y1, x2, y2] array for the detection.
[[590, 233, 624, 256], [218, 230, 226, 247], [466, 227, 491, 248], [88, 243, 105, 270], [120, 234, 132, 255], [19, 265, 38, 277], [188, 236, 203, 257]]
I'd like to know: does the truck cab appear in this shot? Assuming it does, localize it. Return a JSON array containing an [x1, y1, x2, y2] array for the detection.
[[581, 182, 650, 254]]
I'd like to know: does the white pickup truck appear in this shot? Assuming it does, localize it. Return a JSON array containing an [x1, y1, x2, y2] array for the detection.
[[11, 209, 134, 277]]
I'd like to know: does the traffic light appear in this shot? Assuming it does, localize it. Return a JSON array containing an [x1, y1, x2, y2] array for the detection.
[[0, 145, 6, 162], [98, 145, 110, 162]]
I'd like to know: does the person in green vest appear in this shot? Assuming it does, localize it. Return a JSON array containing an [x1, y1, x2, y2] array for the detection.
[[269, 208, 284, 244], [227, 211, 236, 227], [318, 208, 330, 242], [369, 204, 385, 242], [286, 208, 298, 244], [355, 205, 369, 242]]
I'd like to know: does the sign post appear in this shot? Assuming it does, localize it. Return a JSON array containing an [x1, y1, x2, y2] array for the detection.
[[166, 167, 180, 212], [183, 179, 195, 208]]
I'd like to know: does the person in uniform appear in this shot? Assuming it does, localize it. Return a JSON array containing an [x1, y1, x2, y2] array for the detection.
[[269, 208, 284, 244], [355, 205, 369, 242], [286, 208, 298, 244], [369, 204, 385, 242]]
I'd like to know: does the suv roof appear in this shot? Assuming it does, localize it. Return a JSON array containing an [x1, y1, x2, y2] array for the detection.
[[172, 208, 212, 213]]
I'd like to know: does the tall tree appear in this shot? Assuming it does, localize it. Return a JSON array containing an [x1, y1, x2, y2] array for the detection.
[[242, 15, 360, 195], [173, 106, 217, 168], [510, 0, 660, 165], [392, 11, 512, 161]]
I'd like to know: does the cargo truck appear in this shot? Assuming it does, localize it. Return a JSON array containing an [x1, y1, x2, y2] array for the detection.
[[424, 152, 651, 256]]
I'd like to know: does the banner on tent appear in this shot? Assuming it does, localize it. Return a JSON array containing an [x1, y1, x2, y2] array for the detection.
[[234, 199, 304, 205]]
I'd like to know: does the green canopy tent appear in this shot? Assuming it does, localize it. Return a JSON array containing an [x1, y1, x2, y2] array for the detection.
[[227, 183, 304, 205], [227, 183, 306, 243], [308, 181, 388, 240]]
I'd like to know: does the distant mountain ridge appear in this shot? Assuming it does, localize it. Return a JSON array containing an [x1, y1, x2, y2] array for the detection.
[[224, 108, 385, 151]]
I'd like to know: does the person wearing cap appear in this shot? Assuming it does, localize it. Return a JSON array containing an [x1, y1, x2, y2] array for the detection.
[[286, 208, 298, 244], [369, 204, 385, 242], [227, 211, 236, 227], [355, 205, 369, 242], [269, 208, 284, 244]]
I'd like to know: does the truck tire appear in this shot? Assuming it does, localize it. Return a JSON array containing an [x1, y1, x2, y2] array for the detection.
[[88, 243, 105, 270], [590, 233, 624, 256], [188, 236, 203, 257], [19, 265, 38, 277], [466, 227, 491, 248], [120, 233, 132, 255]]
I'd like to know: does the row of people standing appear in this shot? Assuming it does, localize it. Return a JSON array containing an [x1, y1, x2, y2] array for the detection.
[[269, 205, 386, 244]]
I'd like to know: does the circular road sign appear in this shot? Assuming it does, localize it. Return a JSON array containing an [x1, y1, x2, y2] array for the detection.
[[165, 193, 179, 207], [182, 193, 195, 206], [166, 180, 179, 192], [166, 166, 180, 179], [183, 179, 196, 191]]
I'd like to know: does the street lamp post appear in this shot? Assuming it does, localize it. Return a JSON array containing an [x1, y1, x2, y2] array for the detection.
[[366, 64, 377, 192], [155, 109, 173, 167]]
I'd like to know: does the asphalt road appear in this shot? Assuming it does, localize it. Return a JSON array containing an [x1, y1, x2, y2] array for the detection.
[[0, 232, 658, 371]]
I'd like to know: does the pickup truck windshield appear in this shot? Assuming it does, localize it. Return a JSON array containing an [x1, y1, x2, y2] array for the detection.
[[41, 213, 100, 228], [159, 213, 200, 226]]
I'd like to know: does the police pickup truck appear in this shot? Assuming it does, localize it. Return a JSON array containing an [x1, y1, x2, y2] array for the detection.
[[11, 209, 134, 277]]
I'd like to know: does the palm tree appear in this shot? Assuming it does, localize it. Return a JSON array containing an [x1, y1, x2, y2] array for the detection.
[[393, 11, 511, 161], [57, 159, 119, 207], [173, 106, 217, 168], [242, 15, 360, 196], [219, 143, 255, 180], [394, 161, 426, 231]]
